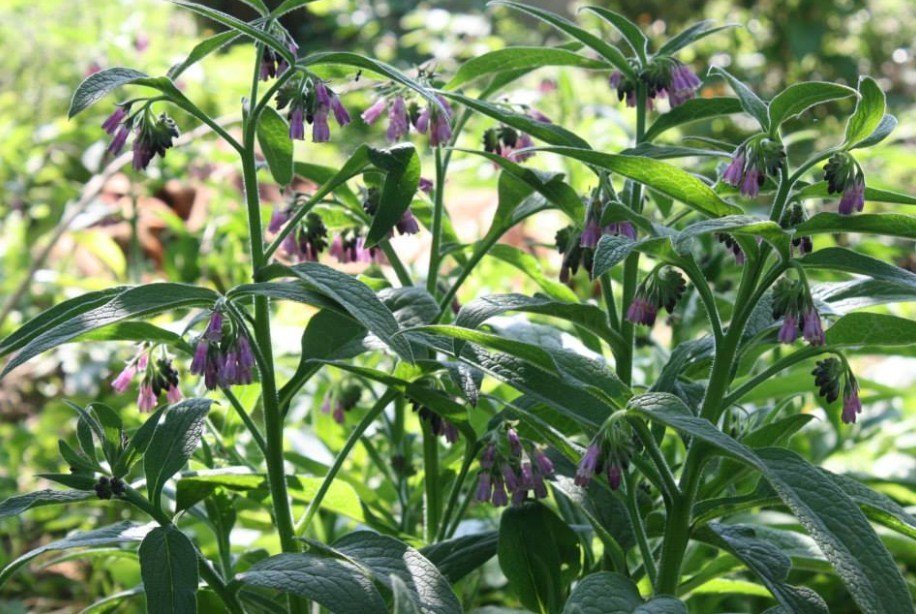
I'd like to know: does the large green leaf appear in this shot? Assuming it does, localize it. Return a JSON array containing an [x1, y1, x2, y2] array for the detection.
[[413, 325, 559, 373], [144, 399, 212, 504], [446, 47, 608, 90], [419, 532, 498, 584], [644, 98, 744, 142], [237, 552, 387, 612], [825, 312, 916, 347], [537, 147, 741, 217], [852, 113, 897, 150], [499, 501, 581, 614], [801, 247, 916, 291], [704, 523, 828, 613], [167, 30, 240, 80], [442, 93, 589, 149], [0, 490, 94, 518], [1, 284, 217, 377], [826, 471, 916, 541], [364, 144, 420, 247], [562, 572, 642, 613], [794, 212, 916, 239], [629, 393, 913, 613], [138, 526, 199, 614], [579, 7, 648, 60], [0, 521, 152, 589], [768, 82, 855, 129], [258, 262, 412, 360], [256, 106, 293, 185], [333, 532, 462, 614], [69, 67, 148, 118], [844, 77, 886, 149], [708, 66, 769, 131], [674, 215, 789, 260], [489, 1, 634, 78]]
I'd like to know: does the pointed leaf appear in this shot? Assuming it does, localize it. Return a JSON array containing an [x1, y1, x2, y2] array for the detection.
[[144, 398, 212, 503], [845, 77, 886, 149], [364, 144, 420, 248], [768, 82, 856, 129], [825, 312, 916, 347], [579, 7, 648, 60], [0, 490, 94, 518], [257, 107, 294, 185], [801, 247, 916, 291], [708, 66, 769, 130], [562, 572, 642, 613], [69, 68, 148, 118], [138, 526, 199, 614], [644, 97, 744, 142], [419, 532, 498, 584], [658, 21, 739, 56], [167, 30, 240, 80], [446, 47, 608, 90], [794, 212, 916, 239]]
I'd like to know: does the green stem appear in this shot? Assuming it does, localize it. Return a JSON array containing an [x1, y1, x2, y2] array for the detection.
[[437, 441, 479, 541], [427, 147, 446, 295], [600, 273, 620, 331], [624, 471, 657, 585], [221, 386, 267, 456], [655, 457, 703, 594], [421, 420, 442, 542], [435, 234, 496, 322], [381, 239, 413, 286], [294, 391, 397, 535], [630, 418, 679, 505], [722, 346, 825, 408]]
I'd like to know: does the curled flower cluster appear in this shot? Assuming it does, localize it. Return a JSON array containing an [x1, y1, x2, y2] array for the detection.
[[575, 417, 639, 490], [772, 278, 825, 346], [102, 106, 179, 171], [721, 136, 786, 197], [412, 401, 459, 444], [111, 347, 182, 411], [626, 266, 687, 327], [824, 153, 866, 215], [482, 110, 549, 162], [279, 77, 351, 143], [189, 311, 255, 390], [413, 95, 453, 147], [329, 229, 386, 265], [812, 357, 862, 424], [609, 57, 702, 110], [268, 208, 330, 262], [322, 384, 362, 424], [579, 187, 638, 249], [475, 427, 555, 507], [716, 233, 746, 265], [780, 203, 813, 256], [94, 476, 125, 500], [258, 26, 299, 81], [556, 226, 592, 284]]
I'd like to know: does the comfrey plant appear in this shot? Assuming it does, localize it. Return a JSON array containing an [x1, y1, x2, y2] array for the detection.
[[1, 2, 915, 613]]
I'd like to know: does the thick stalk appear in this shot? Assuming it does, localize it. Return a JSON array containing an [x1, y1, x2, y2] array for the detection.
[[421, 421, 442, 542], [624, 471, 657, 585], [427, 147, 446, 295]]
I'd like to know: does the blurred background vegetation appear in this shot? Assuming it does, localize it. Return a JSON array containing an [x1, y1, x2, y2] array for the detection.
[[0, 0, 913, 611]]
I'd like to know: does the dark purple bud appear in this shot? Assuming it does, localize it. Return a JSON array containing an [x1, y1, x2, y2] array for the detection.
[[606, 463, 622, 490], [395, 209, 420, 235], [204, 311, 224, 342], [580, 219, 602, 249], [534, 449, 554, 477], [107, 125, 131, 156], [480, 444, 496, 470], [330, 95, 351, 127], [838, 179, 865, 215], [491, 477, 508, 507], [507, 428, 522, 457], [418, 177, 433, 194], [626, 296, 658, 327]]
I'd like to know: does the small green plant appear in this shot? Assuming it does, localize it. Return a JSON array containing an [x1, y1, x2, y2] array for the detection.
[[1, 1, 914, 612]]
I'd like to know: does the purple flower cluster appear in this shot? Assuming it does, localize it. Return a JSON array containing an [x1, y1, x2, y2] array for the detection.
[[625, 267, 687, 327], [111, 348, 181, 412], [609, 58, 702, 110], [772, 278, 825, 346], [189, 311, 255, 390], [574, 419, 638, 490], [475, 428, 555, 507], [812, 358, 863, 425], [362, 95, 413, 142], [482, 110, 550, 162], [259, 36, 299, 81], [413, 402, 459, 444], [329, 230, 386, 265], [722, 137, 785, 198], [824, 153, 866, 215], [102, 106, 179, 171], [414, 95, 453, 147], [322, 384, 362, 424], [580, 219, 637, 249], [284, 78, 351, 143], [268, 208, 329, 262], [780, 204, 814, 256]]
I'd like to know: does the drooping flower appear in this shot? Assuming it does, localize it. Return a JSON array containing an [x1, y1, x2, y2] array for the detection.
[[312, 107, 330, 143], [716, 233, 746, 264], [667, 60, 702, 107], [574, 417, 638, 490], [824, 153, 866, 215], [556, 226, 592, 284], [780, 203, 814, 256], [111, 363, 137, 393], [387, 96, 410, 142], [190, 311, 256, 390], [288, 105, 306, 141], [626, 266, 687, 327], [361, 98, 387, 124], [102, 106, 129, 135], [329, 230, 384, 265], [777, 313, 799, 344], [812, 357, 842, 403], [395, 208, 420, 235], [415, 95, 452, 147], [475, 426, 554, 507], [842, 377, 862, 424], [721, 136, 785, 197], [131, 112, 180, 171], [138, 384, 157, 412], [418, 177, 434, 194], [574, 443, 601, 487], [413, 401, 460, 444], [112, 348, 181, 410], [802, 308, 825, 346], [772, 277, 825, 347]]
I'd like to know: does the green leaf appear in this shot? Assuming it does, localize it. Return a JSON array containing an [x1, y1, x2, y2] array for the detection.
[[795, 182, 916, 205], [704, 523, 828, 613], [256, 107, 293, 185], [620, 143, 729, 159], [592, 235, 640, 279], [300, 52, 443, 112], [0, 521, 151, 589], [442, 93, 589, 149], [258, 262, 412, 360], [69, 67, 148, 118], [562, 572, 642, 613], [826, 471, 916, 541], [674, 215, 789, 260], [167, 30, 240, 80], [644, 97, 744, 142], [629, 393, 913, 614], [456, 149, 585, 222], [538, 147, 741, 217], [825, 312, 916, 347], [144, 399, 211, 504], [237, 553, 387, 612], [446, 47, 608, 90], [36, 473, 99, 491], [364, 144, 420, 248], [138, 526, 199, 614], [76, 322, 187, 349], [708, 66, 769, 131], [489, 0, 634, 78], [419, 532, 498, 584], [801, 247, 916, 291], [499, 501, 581, 614], [168, 1, 293, 65], [333, 532, 462, 614], [1, 284, 217, 378], [412, 324, 559, 373], [270, 0, 320, 18], [768, 82, 855, 129], [794, 212, 916, 239], [0, 490, 94, 518], [844, 77, 886, 149], [488, 244, 578, 302], [852, 113, 897, 150], [579, 7, 648, 61], [657, 20, 739, 56], [113, 405, 168, 478]]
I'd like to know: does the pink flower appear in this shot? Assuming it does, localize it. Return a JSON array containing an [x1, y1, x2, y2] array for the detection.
[[722, 152, 745, 185], [741, 168, 761, 197], [842, 380, 862, 424], [387, 96, 410, 142], [361, 98, 387, 124], [137, 384, 157, 412], [111, 363, 137, 393], [575, 444, 601, 487], [802, 309, 825, 346], [166, 384, 182, 404], [312, 108, 330, 142]]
